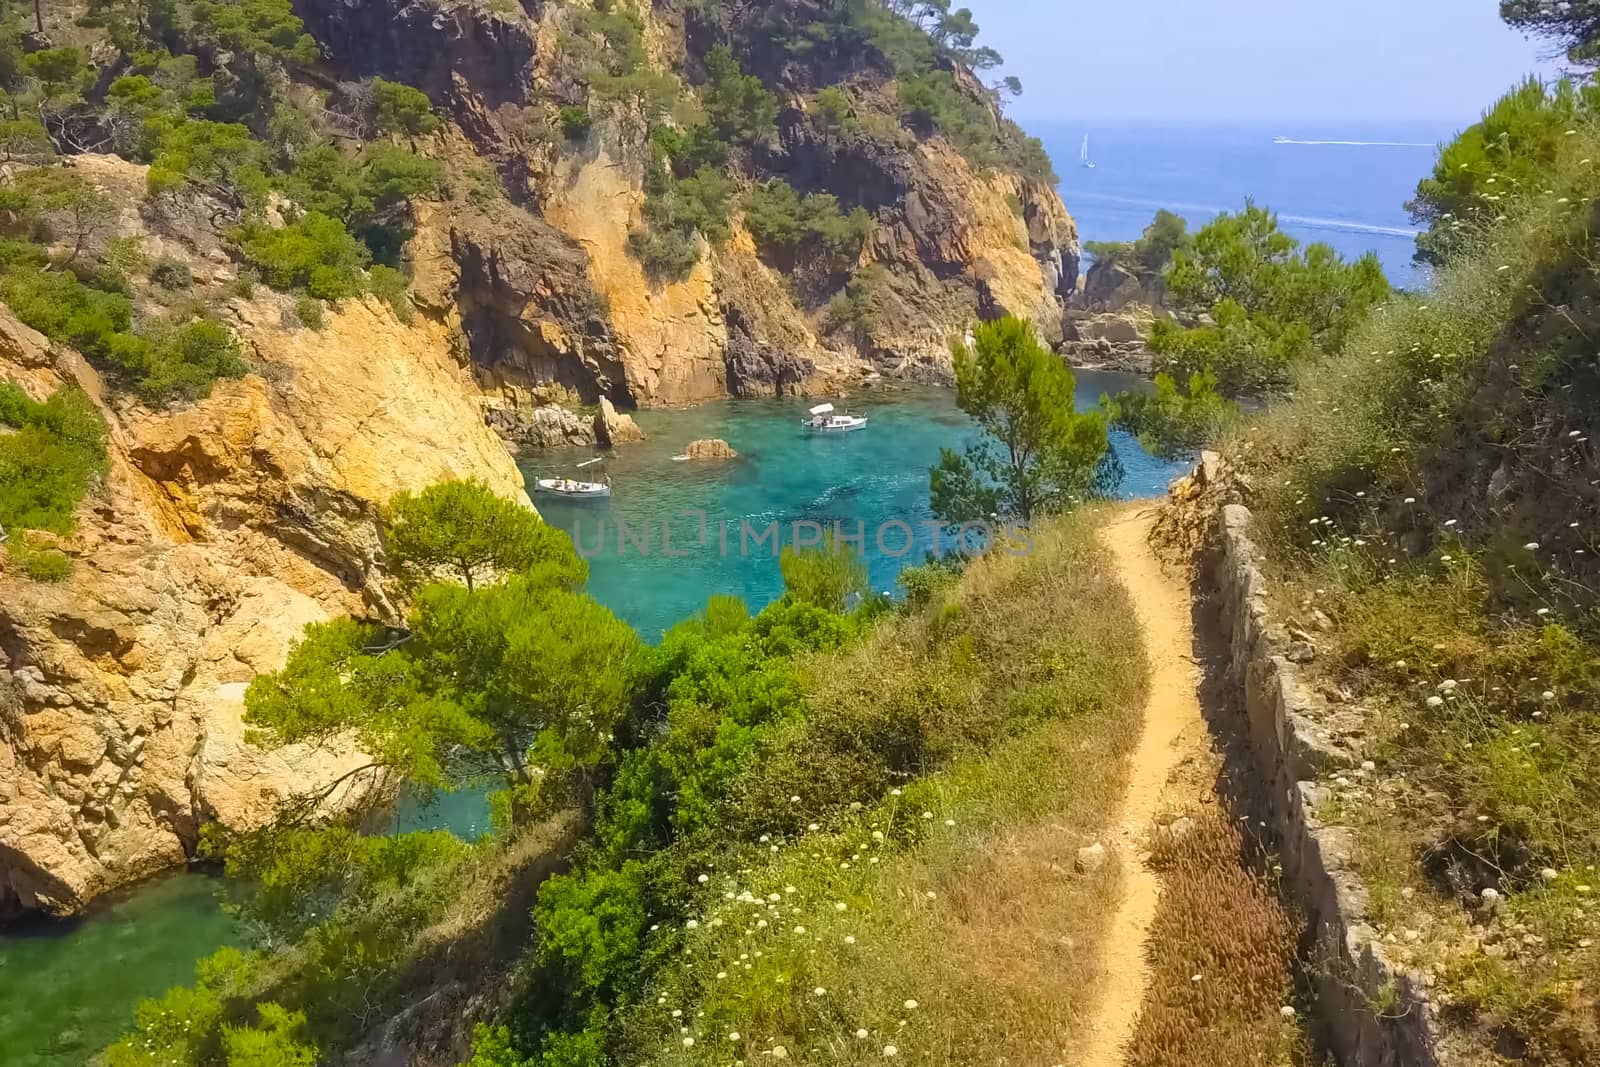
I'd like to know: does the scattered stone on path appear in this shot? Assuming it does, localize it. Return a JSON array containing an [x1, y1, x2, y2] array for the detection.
[[1075, 842, 1107, 873], [685, 438, 737, 460]]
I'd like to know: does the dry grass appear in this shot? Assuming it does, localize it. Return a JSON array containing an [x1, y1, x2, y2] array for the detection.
[[623, 508, 1150, 1065], [1125, 803, 1305, 1067]]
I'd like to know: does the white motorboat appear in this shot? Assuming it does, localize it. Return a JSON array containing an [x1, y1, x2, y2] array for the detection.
[[801, 402, 868, 433], [536, 476, 611, 499]]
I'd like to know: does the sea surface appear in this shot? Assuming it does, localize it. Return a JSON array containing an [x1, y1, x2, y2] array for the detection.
[[1035, 120, 1453, 288], [0, 375, 1177, 1065]]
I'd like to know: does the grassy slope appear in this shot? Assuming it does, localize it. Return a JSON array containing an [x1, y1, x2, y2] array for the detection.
[[1230, 123, 1600, 1065], [616, 510, 1148, 1065]]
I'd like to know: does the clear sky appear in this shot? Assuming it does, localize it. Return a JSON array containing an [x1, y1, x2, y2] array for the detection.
[[967, 0, 1563, 126]]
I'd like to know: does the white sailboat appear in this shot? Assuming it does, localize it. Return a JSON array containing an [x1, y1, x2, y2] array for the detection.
[[801, 402, 868, 433], [1080, 133, 1095, 169]]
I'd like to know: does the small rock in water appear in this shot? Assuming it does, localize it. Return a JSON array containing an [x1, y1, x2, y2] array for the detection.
[[1075, 842, 1108, 873], [684, 438, 738, 460]]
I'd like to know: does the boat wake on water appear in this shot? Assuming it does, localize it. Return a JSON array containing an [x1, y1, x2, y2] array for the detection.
[[1069, 191, 1419, 238], [1273, 136, 1435, 147]]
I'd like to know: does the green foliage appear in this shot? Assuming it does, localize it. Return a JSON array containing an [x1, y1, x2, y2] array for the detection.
[[24, 47, 84, 98], [0, 381, 108, 538], [384, 479, 583, 591], [1501, 0, 1600, 67], [462, 1024, 535, 1067], [825, 263, 896, 342], [221, 1003, 318, 1067], [0, 238, 244, 401], [0, 117, 53, 161], [144, 116, 271, 204], [233, 212, 371, 299], [1153, 202, 1389, 395], [249, 481, 628, 812], [1407, 77, 1600, 265], [291, 294, 323, 330], [779, 534, 870, 612], [188, 0, 319, 65], [630, 156, 727, 281], [1084, 209, 1190, 280], [122, 317, 249, 403], [558, 104, 593, 141], [1102, 370, 1236, 460], [699, 44, 778, 146], [368, 263, 414, 323], [742, 180, 872, 258], [1, 167, 117, 264], [812, 85, 859, 141], [931, 316, 1114, 524], [564, 0, 679, 121], [370, 77, 439, 137], [150, 255, 194, 290]]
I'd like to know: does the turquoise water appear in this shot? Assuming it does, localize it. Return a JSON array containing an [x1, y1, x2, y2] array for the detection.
[[528, 375, 1182, 639], [0, 872, 242, 1067], [0, 374, 1180, 1064]]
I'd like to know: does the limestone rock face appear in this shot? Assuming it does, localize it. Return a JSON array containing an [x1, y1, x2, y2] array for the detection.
[[1062, 260, 1171, 374], [594, 397, 645, 447], [0, 288, 530, 917], [295, 0, 1080, 402], [486, 404, 597, 451], [684, 438, 737, 460]]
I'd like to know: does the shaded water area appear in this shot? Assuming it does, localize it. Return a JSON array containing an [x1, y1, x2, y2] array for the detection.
[[0, 374, 1181, 1064]]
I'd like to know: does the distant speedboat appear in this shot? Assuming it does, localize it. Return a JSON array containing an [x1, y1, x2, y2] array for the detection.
[[801, 402, 868, 433], [1080, 133, 1096, 169]]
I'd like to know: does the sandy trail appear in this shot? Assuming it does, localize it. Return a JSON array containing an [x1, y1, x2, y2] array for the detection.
[[1076, 504, 1207, 1066]]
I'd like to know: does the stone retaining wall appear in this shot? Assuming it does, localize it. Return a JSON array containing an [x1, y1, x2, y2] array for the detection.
[[1208, 502, 1444, 1066]]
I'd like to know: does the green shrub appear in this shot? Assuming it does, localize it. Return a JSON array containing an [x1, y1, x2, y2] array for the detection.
[[292, 294, 324, 330], [6, 538, 73, 582], [367, 264, 414, 323], [628, 226, 701, 281], [370, 77, 438, 137], [150, 255, 194, 290], [699, 44, 778, 146], [1152, 202, 1389, 395], [742, 180, 872, 257], [812, 85, 858, 141], [234, 212, 370, 298], [1103, 370, 1236, 459], [0, 381, 108, 538], [559, 104, 593, 141], [1408, 77, 1600, 264], [1085, 209, 1191, 280], [0, 117, 54, 162]]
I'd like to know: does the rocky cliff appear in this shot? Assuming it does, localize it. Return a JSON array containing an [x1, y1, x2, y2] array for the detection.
[[0, 157, 530, 916], [2, 0, 1079, 914], [296, 0, 1080, 414]]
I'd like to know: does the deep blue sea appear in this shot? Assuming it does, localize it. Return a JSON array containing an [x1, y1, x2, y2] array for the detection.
[[1034, 120, 1453, 289]]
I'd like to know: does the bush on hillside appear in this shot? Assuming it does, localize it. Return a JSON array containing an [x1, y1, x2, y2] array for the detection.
[[1408, 77, 1600, 264], [0, 381, 108, 539]]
